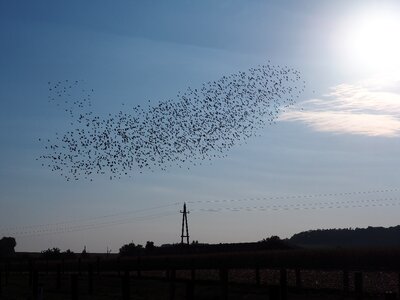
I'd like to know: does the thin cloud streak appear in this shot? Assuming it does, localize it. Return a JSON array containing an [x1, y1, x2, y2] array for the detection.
[[282, 111, 400, 137], [281, 75, 400, 137]]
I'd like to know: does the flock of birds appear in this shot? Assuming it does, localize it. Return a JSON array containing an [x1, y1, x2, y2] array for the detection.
[[38, 63, 305, 181]]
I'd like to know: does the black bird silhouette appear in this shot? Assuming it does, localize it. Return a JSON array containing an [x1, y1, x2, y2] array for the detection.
[[39, 64, 305, 180]]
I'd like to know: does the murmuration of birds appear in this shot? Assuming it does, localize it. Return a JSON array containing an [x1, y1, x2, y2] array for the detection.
[[38, 63, 305, 181]]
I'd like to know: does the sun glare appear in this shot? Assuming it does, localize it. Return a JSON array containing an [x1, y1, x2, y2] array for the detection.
[[343, 9, 400, 71]]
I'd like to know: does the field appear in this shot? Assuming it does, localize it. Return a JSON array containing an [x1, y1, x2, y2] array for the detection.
[[1, 248, 400, 299]]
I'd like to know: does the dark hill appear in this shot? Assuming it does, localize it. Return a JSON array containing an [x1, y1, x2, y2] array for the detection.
[[289, 225, 400, 247]]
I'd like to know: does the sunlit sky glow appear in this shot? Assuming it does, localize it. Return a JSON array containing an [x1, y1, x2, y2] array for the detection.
[[337, 3, 400, 72], [1, 0, 400, 252], [281, 75, 400, 137]]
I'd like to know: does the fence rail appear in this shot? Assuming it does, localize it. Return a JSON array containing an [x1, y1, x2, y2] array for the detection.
[[2, 249, 400, 299]]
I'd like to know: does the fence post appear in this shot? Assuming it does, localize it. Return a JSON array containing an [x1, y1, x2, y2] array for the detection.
[[264, 269, 268, 287], [5, 262, 9, 285], [186, 280, 194, 300], [96, 257, 100, 276], [38, 284, 44, 300], [117, 257, 121, 276], [32, 269, 39, 300], [219, 268, 228, 300], [56, 264, 61, 290], [343, 270, 349, 293], [88, 263, 93, 295], [269, 285, 280, 300], [137, 256, 141, 278], [169, 269, 176, 300], [354, 272, 363, 300], [255, 266, 260, 286], [191, 268, 196, 281], [71, 274, 78, 300], [78, 258, 81, 276], [121, 270, 130, 300], [280, 268, 287, 300], [28, 260, 33, 286], [4, 263, 8, 286], [295, 269, 302, 289]]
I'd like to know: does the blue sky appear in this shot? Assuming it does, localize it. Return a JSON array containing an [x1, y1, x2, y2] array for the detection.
[[1, 0, 400, 252]]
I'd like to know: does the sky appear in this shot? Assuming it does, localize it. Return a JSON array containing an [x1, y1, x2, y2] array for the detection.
[[1, 0, 400, 252]]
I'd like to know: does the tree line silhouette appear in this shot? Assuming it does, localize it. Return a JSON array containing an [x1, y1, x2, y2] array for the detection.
[[289, 225, 400, 247], [2, 225, 400, 259]]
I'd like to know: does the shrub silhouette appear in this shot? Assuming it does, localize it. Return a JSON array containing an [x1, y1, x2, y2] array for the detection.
[[41, 247, 76, 259], [119, 242, 144, 256], [0, 237, 16, 257]]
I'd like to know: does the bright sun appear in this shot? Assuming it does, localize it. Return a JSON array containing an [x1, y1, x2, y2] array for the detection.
[[343, 9, 400, 71]]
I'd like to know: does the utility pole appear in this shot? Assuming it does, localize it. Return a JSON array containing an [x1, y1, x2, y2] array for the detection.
[[180, 202, 190, 245]]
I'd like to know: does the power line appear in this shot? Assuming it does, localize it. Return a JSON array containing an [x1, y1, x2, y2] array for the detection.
[[187, 188, 400, 205], [0, 202, 180, 232], [7, 196, 400, 237], [2, 188, 399, 237], [194, 197, 400, 213], [6, 211, 178, 238]]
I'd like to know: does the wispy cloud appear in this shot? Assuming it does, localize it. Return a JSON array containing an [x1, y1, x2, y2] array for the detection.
[[280, 75, 400, 137]]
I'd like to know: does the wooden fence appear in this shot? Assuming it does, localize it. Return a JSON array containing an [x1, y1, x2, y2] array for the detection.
[[2, 249, 400, 299]]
